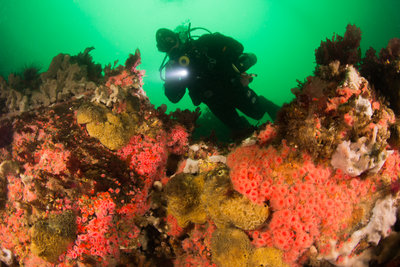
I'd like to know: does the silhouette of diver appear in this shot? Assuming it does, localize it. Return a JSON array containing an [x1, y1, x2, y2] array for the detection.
[[156, 25, 280, 139]]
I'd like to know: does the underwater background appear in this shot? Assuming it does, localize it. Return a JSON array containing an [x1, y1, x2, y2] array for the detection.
[[2, 1, 400, 266], [1, 0, 399, 121]]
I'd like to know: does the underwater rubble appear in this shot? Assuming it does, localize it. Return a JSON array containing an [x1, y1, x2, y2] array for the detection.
[[0, 24, 400, 267]]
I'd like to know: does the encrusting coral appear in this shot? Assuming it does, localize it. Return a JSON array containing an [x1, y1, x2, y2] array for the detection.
[[249, 246, 289, 267], [210, 227, 288, 267], [165, 172, 208, 227], [1, 24, 400, 267], [0, 49, 186, 266], [225, 24, 400, 266], [278, 61, 393, 162], [76, 101, 140, 150], [201, 165, 269, 230], [30, 211, 77, 263], [210, 228, 253, 267], [76, 50, 147, 150], [165, 165, 269, 231]]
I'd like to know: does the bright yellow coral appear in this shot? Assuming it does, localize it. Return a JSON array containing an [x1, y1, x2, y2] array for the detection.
[[76, 102, 139, 150], [165, 173, 207, 227], [76, 102, 107, 124], [201, 166, 269, 230], [165, 165, 274, 266], [30, 211, 76, 263], [249, 246, 289, 267], [211, 228, 287, 267], [211, 228, 253, 267], [165, 165, 269, 230]]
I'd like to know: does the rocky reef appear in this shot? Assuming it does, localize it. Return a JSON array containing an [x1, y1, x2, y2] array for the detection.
[[0, 24, 400, 267]]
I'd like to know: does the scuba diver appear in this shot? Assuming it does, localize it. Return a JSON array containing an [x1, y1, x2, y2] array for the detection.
[[156, 25, 280, 139]]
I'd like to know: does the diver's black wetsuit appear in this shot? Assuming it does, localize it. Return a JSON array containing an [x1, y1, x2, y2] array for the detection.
[[163, 32, 280, 135]]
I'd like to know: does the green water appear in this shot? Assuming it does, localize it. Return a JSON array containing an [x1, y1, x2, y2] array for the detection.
[[1, 0, 399, 122]]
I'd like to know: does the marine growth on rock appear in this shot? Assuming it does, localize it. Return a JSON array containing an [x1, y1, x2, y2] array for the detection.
[[0, 25, 400, 267]]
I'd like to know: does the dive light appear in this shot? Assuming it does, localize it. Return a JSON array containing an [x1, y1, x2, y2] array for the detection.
[[167, 67, 189, 80]]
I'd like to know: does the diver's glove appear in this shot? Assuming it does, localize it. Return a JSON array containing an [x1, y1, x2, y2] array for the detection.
[[237, 53, 257, 73]]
